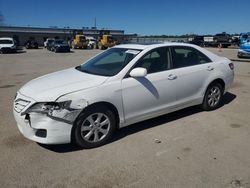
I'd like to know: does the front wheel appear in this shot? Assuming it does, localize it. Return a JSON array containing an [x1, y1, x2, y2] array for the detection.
[[73, 106, 116, 149], [201, 82, 223, 111]]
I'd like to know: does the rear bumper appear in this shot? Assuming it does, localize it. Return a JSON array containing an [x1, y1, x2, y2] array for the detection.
[[1, 47, 16, 53], [224, 71, 234, 93], [55, 46, 70, 52]]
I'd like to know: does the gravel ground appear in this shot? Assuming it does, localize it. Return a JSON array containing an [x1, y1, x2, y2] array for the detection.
[[0, 48, 249, 188]]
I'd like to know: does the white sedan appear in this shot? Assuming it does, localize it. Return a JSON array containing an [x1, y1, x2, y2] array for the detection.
[[13, 43, 234, 148]]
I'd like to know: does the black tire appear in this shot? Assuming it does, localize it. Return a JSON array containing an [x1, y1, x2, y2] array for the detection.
[[73, 106, 116, 149], [201, 82, 223, 111], [98, 43, 103, 50]]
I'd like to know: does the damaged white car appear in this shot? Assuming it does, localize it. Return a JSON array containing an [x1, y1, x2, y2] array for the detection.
[[13, 43, 234, 148]]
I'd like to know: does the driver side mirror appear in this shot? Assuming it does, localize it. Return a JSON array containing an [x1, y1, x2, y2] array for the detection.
[[129, 68, 147, 77]]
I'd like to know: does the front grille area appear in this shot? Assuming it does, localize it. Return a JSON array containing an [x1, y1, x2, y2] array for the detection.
[[14, 98, 30, 113]]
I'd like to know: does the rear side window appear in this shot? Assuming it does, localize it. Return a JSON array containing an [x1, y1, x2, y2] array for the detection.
[[171, 46, 211, 69]]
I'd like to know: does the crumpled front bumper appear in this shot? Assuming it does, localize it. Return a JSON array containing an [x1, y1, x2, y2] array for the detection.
[[13, 93, 72, 144]]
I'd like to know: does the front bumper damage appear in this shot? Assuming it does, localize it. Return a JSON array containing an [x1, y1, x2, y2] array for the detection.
[[13, 92, 86, 144]]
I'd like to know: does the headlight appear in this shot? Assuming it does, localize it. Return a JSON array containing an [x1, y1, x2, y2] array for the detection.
[[23, 100, 86, 124]]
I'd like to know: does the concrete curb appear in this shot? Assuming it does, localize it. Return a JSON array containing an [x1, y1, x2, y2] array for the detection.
[[230, 59, 250, 63]]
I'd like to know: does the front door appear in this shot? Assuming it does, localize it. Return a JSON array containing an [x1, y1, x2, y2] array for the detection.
[[121, 47, 177, 125]]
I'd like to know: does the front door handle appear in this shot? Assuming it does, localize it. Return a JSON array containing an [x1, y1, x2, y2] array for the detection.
[[168, 74, 177, 80], [207, 66, 214, 71]]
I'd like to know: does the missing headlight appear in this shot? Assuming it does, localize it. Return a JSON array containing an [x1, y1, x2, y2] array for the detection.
[[23, 100, 87, 124]]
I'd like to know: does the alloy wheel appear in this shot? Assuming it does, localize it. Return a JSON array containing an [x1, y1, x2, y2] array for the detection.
[[80, 113, 111, 143], [207, 86, 221, 107]]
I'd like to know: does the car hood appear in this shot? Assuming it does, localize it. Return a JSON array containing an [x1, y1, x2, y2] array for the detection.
[[19, 68, 108, 102], [0, 44, 14, 48]]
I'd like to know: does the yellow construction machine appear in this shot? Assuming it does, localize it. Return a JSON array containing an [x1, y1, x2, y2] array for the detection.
[[96, 30, 118, 50], [71, 34, 88, 49]]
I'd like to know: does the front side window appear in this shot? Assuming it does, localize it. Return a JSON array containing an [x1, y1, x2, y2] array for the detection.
[[77, 48, 141, 76], [172, 46, 211, 69], [134, 47, 171, 74]]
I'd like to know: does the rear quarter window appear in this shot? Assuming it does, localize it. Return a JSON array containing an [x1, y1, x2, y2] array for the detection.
[[172, 46, 212, 69]]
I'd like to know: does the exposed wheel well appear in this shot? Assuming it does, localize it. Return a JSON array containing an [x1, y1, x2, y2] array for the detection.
[[211, 79, 225, 90], [205, 78, 225, 96], [71, 101, 120, 143], [75, 101, 120, 127]]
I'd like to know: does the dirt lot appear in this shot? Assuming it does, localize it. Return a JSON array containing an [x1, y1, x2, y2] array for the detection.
[[0, 48, 250, 188]]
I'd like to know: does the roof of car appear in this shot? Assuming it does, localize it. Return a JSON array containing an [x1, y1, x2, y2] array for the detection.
[[115, 42, 221, 62], [115, 42, 199, 50], [0, 37, 14, 40]]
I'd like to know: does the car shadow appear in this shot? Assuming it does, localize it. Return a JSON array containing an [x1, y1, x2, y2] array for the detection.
[[15, 50, 27, 54], [1, 50, 27, 54], [52, 50, 74, 53], [39, 92, 236, 153]]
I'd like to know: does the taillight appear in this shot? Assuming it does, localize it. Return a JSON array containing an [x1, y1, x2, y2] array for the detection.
[[229, 63, 234, 70]]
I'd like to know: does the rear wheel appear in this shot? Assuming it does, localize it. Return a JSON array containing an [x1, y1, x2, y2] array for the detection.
[[73, 106, 116, 149], [201, 82, 223, 111]]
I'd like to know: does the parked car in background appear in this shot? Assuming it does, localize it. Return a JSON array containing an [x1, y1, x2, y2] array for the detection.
[[86, 36, 96, 49], [213, 32, 232, 48], [25, 40, 38, 49], [188, 36, 205, 46], [46, 38, 55, 51], [238, 41, 250, 58], [214, 33, 232, 43], [50, 39, 70, 52], [239, 32, 250, 45], [44, 38, 55, 49], [13, 43, 234, 148], [231, 35, 240, 46], [0, 37, 17, 53]]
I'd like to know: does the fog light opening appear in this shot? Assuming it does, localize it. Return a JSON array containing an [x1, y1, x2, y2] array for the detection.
[[35, 129, 47, 138]]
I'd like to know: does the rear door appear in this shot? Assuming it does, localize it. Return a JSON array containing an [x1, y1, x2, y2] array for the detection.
[[170, 46, 214, 105]]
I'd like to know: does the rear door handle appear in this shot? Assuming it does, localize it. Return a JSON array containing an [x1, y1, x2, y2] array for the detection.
[[168, 74, 177, 80], [207, 66, 214, 71]]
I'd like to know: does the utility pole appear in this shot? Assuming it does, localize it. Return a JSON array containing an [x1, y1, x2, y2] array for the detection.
[[94, 17, 96, 29]]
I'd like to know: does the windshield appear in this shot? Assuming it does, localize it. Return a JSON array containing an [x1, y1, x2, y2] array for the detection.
[[48, 39, 54, 43], [0, 40, 13, 44], [242, 34, 249, 39], [79, 36, 86, 42], [55, 40, 66, 44], [77, 48, 141, 76]]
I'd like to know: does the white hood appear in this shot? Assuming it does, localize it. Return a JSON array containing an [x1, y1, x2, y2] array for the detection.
[[0, 44, 14, 48], [19, 68, 108, 101]]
